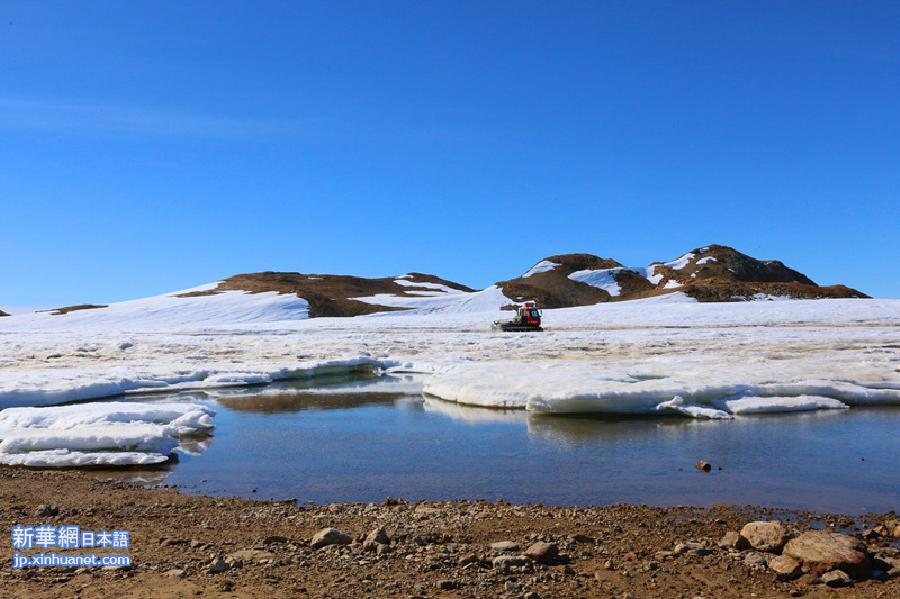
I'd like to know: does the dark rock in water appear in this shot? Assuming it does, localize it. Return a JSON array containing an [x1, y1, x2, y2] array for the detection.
[[695, 461, 712, 472]]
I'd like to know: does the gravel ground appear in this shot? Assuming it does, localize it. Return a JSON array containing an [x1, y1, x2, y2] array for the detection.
[[0, 469, 897, 598]]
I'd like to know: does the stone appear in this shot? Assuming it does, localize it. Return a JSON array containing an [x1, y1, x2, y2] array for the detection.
[[226, 549, 275, 563], [821, 569, 851, 587], [365, 526, 390, 546], [262, 535, 289, 545], [162, 568, 185, 578], [893, 524, 900, 539], [739, 521, 788, 553], [206, 558, 230, 574], [695, 461, 712, 472], [310, 527, 352, 549], [34, 505, 59, 517], [571, 534, 595, 544], [719, 531, 749, 550], [492, 554, 528, 570], [489, 541, 520, 553], [458, 552, 479, 565], [524, 542, 558, 564], [436, 579, 458, 590], [782, 530, 872, 579], [744, 552, 769, 570], [769, 555, 802, 581]]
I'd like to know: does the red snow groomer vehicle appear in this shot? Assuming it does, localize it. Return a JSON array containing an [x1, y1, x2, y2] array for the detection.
[[493, 301, 543, 332]]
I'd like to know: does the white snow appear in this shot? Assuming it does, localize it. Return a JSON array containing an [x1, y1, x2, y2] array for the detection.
[[663, 279, 681, 289], [696, 256, 717, 265], [0, 402, 214, 466], [568, 268, 624, 296], [393, 278, 458, 295], [1, 279, 898, 430], [521, 260, 559, 278], [1, 287, 310, 333], [644, 264, 664, 285], [649, 253, 696, 273]]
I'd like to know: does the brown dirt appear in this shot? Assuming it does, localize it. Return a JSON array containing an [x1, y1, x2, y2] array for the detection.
[[684, 281, 869, 302], [39, 305, 109, 317], [496, 254, 623, 309], [176, 272, 473, 318], [0, 470, 896, 598]]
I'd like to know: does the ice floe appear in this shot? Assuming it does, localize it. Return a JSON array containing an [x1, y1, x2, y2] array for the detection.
[[0, 402, 215, 466]]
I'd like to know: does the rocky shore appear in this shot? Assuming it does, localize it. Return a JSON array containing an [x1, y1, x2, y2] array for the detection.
[[1, 469, 897, 598]]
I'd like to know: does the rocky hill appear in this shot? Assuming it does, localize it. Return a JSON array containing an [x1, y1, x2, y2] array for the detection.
[[11, 245, 867, 322], [177, 271, 475, 318], [0, 309, 8, 317], [497, 245, 867, 308]]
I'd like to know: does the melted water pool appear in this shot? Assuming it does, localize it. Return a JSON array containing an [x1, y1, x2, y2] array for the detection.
[[123, 374, 899, 513]]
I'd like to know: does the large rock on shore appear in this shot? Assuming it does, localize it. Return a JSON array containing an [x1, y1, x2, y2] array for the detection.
[[782, 531, 872, 579], [311, 527, 352, 549], [739, 520, 788, 552], [524, 542, 558, 564], [769, 554, 802, 581]]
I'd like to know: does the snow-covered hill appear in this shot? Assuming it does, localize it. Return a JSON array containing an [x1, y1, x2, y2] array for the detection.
[[0, 253, 896, 468]]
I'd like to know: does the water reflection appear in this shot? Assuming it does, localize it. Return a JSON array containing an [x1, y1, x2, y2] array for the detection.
[[97, 374, 900, 512]]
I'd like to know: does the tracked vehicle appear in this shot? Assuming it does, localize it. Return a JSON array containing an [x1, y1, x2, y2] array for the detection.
[[493, 301, 543, 332]]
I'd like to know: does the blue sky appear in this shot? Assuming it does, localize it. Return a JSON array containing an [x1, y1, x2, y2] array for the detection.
[[1, 1, 898, 308]]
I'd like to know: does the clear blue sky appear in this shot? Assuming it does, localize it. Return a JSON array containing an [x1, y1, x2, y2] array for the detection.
[[2, 1, 898, 308]]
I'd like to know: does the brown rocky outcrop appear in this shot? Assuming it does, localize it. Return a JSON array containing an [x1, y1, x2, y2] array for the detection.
[[782, 530, 872, 579]]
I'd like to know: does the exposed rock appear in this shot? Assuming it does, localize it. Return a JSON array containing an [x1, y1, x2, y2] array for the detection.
[[489, 540, 520, 553], [46, 304, 108, 316], [310, 527, 352, 549], [496, 246, 867, 308], [206, 558, 230, 574], [492, 554, 528, 570], [194, 271, 473, 318], [162, 568, 185, 578], [364, 527, 390, 547], [571, 534, 595, 544], [225, 549, 275, 563], [739, 521, 788, 552], [821, 569, 852, 587], [744, 552, 770, 570], [695, 461, 712, 473], [524, 542, 558, 564], [782, 531, 872, 579], [34, 504, 59, 517], [262, 535, 289, 545], [719, 531, 749, 550], [769, 554, 802, 581]]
